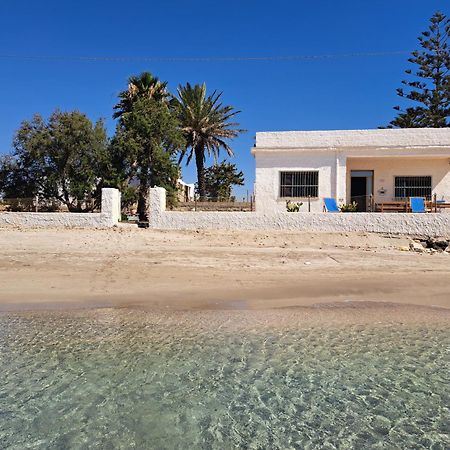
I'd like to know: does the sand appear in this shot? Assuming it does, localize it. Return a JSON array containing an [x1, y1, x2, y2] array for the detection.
[[0, 226, 449, 313]]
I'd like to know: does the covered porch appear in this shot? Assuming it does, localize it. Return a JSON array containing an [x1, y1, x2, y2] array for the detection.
[[342, 152, 450, 212]]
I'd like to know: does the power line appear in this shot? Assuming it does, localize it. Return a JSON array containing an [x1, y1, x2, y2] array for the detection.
[[0, 51, 410, 63]]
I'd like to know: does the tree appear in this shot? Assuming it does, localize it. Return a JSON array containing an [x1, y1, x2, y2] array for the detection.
[[388, 11, 450, 128], [113, 72, 184, 220], [113, 72, 169, 119], [0, 111, 111, 212], [204, 161, 244, 201], [112, 96, 184, 220], [172, 83, 244, 200]]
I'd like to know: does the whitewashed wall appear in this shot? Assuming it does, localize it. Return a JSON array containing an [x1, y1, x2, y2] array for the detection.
[[0, 188, 121, 228], [149, 188, 450, 236], [254, 150, 338, 213], [255, 128, 450, 149]]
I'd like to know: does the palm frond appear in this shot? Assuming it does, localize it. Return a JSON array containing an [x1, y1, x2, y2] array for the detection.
[[113, 72, 169, 119], [172, 82, 246, 197]]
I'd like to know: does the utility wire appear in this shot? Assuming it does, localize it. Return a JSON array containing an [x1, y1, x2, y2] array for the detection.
[[0, 51, 410, 63]]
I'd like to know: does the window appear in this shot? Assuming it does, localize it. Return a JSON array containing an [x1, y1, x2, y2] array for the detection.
[[280, 171, 319, 198], [394, 176, 432, 199]]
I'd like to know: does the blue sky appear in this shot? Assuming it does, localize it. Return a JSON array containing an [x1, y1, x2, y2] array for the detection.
[[0, 0, 447, 197]]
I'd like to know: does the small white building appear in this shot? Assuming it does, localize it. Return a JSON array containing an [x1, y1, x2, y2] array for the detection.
[[252, 128, 450, 212], [177, 178, 196, 202]]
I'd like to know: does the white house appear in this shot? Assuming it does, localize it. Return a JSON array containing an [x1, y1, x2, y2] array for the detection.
[[177, 178, 195, 202], [252, 128, 450, 213]]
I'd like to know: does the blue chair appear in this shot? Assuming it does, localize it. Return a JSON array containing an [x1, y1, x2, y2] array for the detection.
[[323, 198, 340, 212], [410, 197, 426, 213]]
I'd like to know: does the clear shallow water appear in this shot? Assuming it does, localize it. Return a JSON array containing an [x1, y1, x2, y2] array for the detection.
[[0, 309, 449, 449]]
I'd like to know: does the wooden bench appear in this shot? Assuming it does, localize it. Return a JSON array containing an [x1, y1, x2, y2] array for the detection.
[[376, 200, 440, 213], [436, 202, 450, 211], [375, 201, 409, 212]]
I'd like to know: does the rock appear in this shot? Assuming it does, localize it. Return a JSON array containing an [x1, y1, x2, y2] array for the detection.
[[435, 239, 450, 250], [445, 245, 450, 253], [426, 238, 449, 251], [409, 241, 425, 253]]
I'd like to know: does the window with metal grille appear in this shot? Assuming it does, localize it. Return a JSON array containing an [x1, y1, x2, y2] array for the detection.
[[394, 176, 432, 199], [280, 171, 319, 198]]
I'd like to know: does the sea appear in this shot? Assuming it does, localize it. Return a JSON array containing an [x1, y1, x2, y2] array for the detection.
[[0, 306, 449, 449]]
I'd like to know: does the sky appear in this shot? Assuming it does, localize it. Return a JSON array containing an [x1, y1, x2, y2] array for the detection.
[[0, 0, 448, 197]]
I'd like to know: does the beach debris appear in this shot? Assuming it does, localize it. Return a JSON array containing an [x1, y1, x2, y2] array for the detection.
[[409, 237, 450, 253], [427, 238, 450, 251], [409, 241, 426, 253]]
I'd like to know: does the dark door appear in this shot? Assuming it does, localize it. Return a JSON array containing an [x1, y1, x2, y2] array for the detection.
[[351, 177, 367, 212]]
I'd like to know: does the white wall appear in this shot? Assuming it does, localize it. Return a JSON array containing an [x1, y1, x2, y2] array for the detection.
[[149, 188, 450, 237], [255, 151, 337, 213], [255, 128, 450, 149], [0, 188, 121, 228]]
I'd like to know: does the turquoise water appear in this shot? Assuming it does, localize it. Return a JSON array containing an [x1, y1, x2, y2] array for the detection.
[[0, 309, 449, 449]]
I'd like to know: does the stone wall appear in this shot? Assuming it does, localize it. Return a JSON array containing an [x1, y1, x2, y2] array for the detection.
[[0, 188, 121, 228], [149, 187, 450, 237]]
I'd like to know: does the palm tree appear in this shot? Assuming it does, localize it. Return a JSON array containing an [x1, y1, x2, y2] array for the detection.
[[173, 83, 244, 200], [112, 72, 172, 221], [113, 72, 169, 119]]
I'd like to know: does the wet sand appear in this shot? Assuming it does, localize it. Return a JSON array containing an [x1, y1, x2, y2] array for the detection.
[[0, 227, 449, 315]]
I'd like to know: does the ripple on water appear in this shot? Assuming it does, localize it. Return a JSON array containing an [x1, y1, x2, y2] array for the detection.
[[0, 308, 449, 449]]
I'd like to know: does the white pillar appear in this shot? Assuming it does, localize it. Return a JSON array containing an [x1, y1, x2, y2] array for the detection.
[[149, 187, 166, 213], [101, 188, 121, 225], [336, 152, 347, 203], [148, 187, 166, 228]]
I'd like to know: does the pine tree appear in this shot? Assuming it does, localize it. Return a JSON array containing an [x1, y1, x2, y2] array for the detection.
[[388, 11, 450, 128]]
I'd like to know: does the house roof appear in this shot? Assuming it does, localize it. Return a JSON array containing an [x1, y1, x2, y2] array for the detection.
[[254, 128, 450, 150]]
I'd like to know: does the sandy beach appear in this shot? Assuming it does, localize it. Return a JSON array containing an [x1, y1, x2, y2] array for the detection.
[[0, 227, 449, 313]]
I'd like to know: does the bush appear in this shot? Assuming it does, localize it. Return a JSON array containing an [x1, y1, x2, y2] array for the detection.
[[286, 201, 303, 212], [340, 201, 358, 212]]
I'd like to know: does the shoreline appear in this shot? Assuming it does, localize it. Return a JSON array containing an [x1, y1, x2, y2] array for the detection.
[[1, 302, 449, 330]]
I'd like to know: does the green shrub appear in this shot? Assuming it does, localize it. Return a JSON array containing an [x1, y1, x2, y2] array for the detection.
[[339, 201, 358, 212], [286, 201, 303, 212]]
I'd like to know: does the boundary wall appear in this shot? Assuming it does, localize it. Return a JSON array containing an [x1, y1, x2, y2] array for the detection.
[[149, 187, 450, 236], [0, 188, 120, 228]]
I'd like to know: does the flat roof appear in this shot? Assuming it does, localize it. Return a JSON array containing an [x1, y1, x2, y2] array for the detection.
[[255, 128, 450, 149]]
